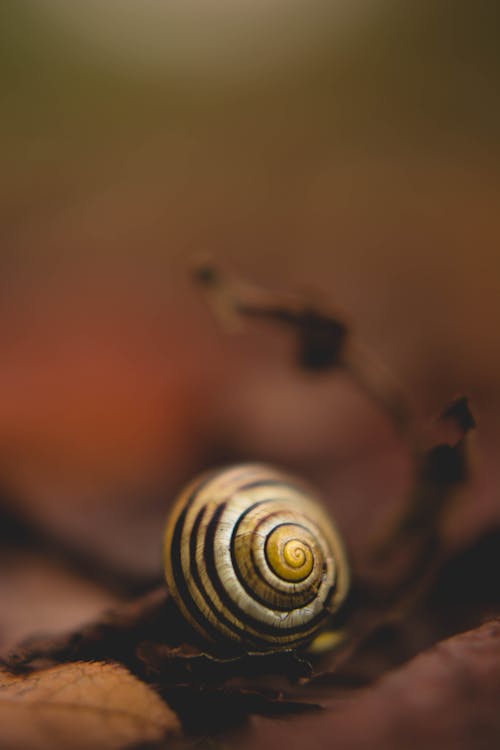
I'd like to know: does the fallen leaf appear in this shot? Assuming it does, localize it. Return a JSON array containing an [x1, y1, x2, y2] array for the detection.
[[0, 546, 121, 659], [5, 588, 173, 673], [0, 661, 180, 750], [233, 620, 500, 750]]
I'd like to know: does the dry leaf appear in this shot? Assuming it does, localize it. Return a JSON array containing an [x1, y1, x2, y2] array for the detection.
[[0, 547, 121, 659], [0, 661, 180, 750], [5, 588, 185, 674], [234, 620, 500, 750]]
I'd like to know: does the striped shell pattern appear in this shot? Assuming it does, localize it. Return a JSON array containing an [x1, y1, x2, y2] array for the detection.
[[164, 464, 350, 651]]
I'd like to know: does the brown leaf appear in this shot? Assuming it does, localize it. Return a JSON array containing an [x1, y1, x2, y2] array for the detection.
[[5, 587, 174, 673], [233, 620, 500, 750], [0, 547, 121, 659], [0, 661, 181, 750]]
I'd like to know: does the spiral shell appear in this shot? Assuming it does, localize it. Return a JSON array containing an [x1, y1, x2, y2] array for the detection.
[[163, 464, 350, 651]]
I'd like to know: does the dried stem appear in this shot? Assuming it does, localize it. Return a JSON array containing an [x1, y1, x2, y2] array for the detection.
[[193, 261, 413, 442]]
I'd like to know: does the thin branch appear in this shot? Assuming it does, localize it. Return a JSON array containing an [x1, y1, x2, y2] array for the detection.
[[193, 261, 413, 440]]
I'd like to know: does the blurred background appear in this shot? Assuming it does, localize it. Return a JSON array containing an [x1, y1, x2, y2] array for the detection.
[[0, 0, 499, 651]]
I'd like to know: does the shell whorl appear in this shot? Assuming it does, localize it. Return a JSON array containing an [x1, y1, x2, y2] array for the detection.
[[164, 464, 350, 651]]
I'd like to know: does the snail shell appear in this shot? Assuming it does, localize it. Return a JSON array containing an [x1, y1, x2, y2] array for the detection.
[[163, 463, 350, 651]]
